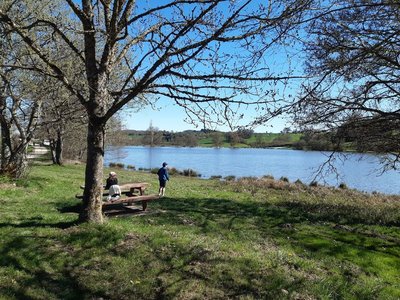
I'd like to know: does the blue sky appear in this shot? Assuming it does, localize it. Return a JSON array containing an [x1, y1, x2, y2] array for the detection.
[[122, 100, 291, 133], [119, 1, 305, 133]]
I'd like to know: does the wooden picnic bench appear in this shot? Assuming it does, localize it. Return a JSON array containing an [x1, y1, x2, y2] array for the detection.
[[76, 182, 159, 211]]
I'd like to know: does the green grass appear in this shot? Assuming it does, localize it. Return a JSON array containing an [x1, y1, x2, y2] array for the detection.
[[0, 164, 399, 299]]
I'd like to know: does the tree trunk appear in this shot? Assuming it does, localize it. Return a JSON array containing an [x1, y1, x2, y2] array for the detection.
[[1, 124, 9, 170], [49, 139, 57, 164], [55, 130, 63, 165], [2, 141, 29, 178], [11, 147, 28, 178], [0, 96, 11, 171], [79, 118, 105, 223]]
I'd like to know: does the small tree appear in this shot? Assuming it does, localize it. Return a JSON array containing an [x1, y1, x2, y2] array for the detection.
[[211, 132, 223, 148], [237, 128, 254, 140], [175, 132, 198, 147], [226, 131, 240, 147], [142, 121, 163, 147]]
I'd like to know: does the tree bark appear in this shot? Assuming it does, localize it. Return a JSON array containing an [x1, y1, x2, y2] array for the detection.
[[11, 148, 28, 178], [79, 117, 105, 223], [49, 139, 57, 164], [0, 95, 11, 170], [0, 122, 10, 170], [55, 130, 63, 165]]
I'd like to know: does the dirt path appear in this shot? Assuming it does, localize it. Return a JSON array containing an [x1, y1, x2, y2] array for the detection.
[[27, 145, 49, 159]]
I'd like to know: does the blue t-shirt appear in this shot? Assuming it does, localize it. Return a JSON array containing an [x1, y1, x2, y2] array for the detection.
[[157, 167, 169, 181]]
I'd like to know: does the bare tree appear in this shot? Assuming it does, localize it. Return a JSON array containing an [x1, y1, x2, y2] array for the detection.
[[0, 0, 86, 174], [38, 82, 87, 165], [106, 115, 130, 146], [1, 0, 311, 223], [0, 50, 42, 178], [295, 0, 400, 171], [226, 131, 241, 147], [0, 74, 42, 178], [211, 131, 223, 147], [142, 121, 162, 146], [175, 132, 198, 147]]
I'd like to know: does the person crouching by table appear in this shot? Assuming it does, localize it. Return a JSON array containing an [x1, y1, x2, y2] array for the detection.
[[105, 171, 121, 201]]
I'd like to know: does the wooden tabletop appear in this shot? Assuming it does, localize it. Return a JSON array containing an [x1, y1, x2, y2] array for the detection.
[[119, 182, 149, 190], [80, 182, 149, 190]]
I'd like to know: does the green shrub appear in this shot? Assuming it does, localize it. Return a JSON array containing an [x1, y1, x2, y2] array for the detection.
[[168, 167, 179, 175], [224, 175, 236, 181], [309, 181, 318, 187], [182, 169, 200, 177], [241, 176, 258, 181], [110, 162, 125, 168], [294, 179, 304, 186], [279, 176, 289, 182]]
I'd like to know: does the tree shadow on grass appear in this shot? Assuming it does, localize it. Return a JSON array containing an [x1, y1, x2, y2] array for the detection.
[[152, 196, 400, 259], [0, 235, 107, 299], [58, 201, 153, 218], [1, 196, 397, 299], [0, 218, 79, 230], [157, 195, 400, 228], [58, 203, 82, 214], [275, 200, 400, 227], [0, 225, 296, 299], [147, 237, 295, 299]]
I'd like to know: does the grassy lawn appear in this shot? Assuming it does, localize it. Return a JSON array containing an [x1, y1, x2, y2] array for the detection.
[[0, 163, 399, 299]]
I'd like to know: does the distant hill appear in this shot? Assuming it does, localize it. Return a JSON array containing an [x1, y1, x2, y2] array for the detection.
[[118, 129, 303, 149]]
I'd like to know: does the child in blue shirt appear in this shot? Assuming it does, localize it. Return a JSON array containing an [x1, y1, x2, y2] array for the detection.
[[157, 162, 169, 197]]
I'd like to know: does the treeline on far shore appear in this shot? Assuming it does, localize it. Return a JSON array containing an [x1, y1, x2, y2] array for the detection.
[[111, 128, 384, 152]]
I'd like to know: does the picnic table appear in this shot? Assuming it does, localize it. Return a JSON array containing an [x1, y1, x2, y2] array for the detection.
[[76, 182, 159, 211]]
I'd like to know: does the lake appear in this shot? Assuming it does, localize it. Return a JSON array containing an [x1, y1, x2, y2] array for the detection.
[[105, 146, 400, 195]]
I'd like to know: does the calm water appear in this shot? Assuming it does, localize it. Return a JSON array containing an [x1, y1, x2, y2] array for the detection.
[[105, 146, 400, 195]]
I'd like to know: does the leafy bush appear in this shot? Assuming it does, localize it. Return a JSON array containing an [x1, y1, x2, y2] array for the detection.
[[241, 176, 258, 181], [109, 162, 125, 168], [279, 176, 289, 182], [294, 179, 304, 186], [182, 169, 200, 177], [168, 167, 179, 175]]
